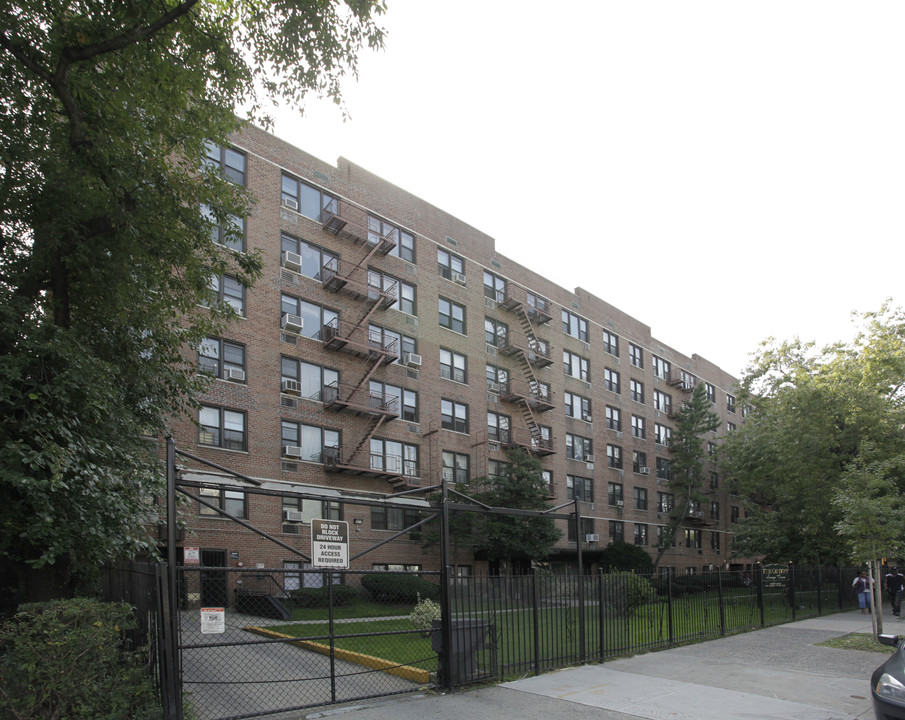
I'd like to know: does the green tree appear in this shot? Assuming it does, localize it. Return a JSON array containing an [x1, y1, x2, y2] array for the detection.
[[468, 448, 562, 568], [598, 541, 655, 572], [722, 303, 905, 565], [654, 381, 720, 568], [0, 1, 385, 600]]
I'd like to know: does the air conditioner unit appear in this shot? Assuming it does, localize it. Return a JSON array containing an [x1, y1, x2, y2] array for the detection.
[[225, 367, 245, 382], [403, 352, 422, 368], [282, 250, 302, 272], [582, 414, 593, 423], [281, 313, 303, 334], [639, 466, 650, 475], [452, 271, 467, 286], [584, 454, 595, 463], [282, 445, 303, 459], [488, 381, 501, 393], [283, 509, 304, 522], [616, 500, 624, 507], [282, 197, 299, 211], [281, 378, 301, 396], [585, 534, 600, 543]]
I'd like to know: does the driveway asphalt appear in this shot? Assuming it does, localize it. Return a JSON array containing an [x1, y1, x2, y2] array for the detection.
[[299, 607, 897, 720]]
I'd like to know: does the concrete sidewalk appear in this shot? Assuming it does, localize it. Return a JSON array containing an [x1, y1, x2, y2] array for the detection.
[[307, 608, 897, 720]]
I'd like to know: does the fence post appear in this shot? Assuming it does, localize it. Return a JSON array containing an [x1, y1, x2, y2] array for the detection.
[[328, 579, 337, 703], [717, 570, 726, 636], [667, 572, 674, 645], [816, 566, 822, 615], [838, 567, 844, 610], [532, 570, 541, 675], [598, 570, 606, 662], [574, 496, 586, 663], [163, 438, 183, 720], [789, 565, 796, 621], [439, 473, 453, 691], [757, 565, 765, 626]]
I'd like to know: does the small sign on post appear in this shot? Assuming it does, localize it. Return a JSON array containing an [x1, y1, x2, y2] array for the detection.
[[184, 547, 200, 565], [311, 518, 349, 569]]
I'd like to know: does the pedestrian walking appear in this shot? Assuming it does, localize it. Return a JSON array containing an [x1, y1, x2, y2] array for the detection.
[[886, 567, 905, 616], [853, 570, 873, 614]]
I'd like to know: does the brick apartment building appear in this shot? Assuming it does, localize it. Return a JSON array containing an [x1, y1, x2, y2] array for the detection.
[[166, 123, 748, 591]]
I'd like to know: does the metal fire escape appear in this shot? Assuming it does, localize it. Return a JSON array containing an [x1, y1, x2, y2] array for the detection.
[[317, 199, 405, 483], [497, 284, 556, 456]]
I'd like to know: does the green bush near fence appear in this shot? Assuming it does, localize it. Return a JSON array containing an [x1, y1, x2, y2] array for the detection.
[[0, 597, 158, 720], [289, 584, 358, 608], [361, 573, 440, 604]]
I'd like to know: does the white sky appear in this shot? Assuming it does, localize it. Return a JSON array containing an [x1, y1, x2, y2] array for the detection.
[[268, 1, 905, 378]]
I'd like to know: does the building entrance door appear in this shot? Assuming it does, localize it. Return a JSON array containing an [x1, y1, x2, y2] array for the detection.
[[200, 549, 228, 607]]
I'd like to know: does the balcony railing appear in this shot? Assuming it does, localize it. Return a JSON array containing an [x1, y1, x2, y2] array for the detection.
[[498, 427, 556, 456], [499, 285, 553, 325], [321, 259, 398, 308], [323, 382, 400, 419], [499, 379, 555, 412], [322, 319, 398, 365], [497, 329, 553, 367], [321, 200, 397, 255]]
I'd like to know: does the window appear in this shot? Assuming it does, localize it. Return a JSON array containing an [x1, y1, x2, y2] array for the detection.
[[711, 531, 721, 552], [369, 215, 415, 262], [563, 351, 590, 382], [203, 142, 246, 185], [439, 297, 466, 334], [634, 486, 648, 511], [280, 421, 340, 462], [371, 506, 421, 532], [373, 562, 422, 571], [282, 497, 341, 534], [658, 492, 675, 514], [393, 279, 416, 315], [685, 529, 702, 550], [441, 399, 469, 433], [281, 233, 337, 280], [632, 450, 647, 474], [710, 472, 719, 489], [440, 348, 467, 383], [727, 394, 736, 414], [604, 368, 620, 394], [655, 423, 671, 447], [706, 382, 716, 403], [561, 310, 589, 341], [654, 390, 672, 414], [199, 337, 245, 381], [369, 325, 416, 364], [566, 433, 593, 462], [731, 506, 740, 523], [281, 294, 338, 340], [487, 411, 511, 442], [607, 444, 623, 469], [541, 469, 553, 493], [727, 422, 736, 433], [370, 381, 418, 421], [656, 457, 671, 481], [603, 330, 619, 356], [281, 357, 338, 401], [568, 517, 596, 542], [678, 371, 696, 390], [201, 204, 245, 251], [485, 317, 508, 347], [199, 487, 247, 518], [564, 392, 592, 421], [438, 248, 465, 279], [488, 459, 510, 481], [657, 526, 674, 548], [710, 501, 720, 522], [281, 173, 337, 221], [483, 270, 506, 302], [199, 406, 246, 451], [634, 523, 648, 546], [629, 343, 643, 368], [442, 451, 470, 484], [630, 379, 644, 404], [486, 363, 509, 389], [567, 475, 593, 502], [370, 438, 419, 477], [609, 521, 625, 544], [653, 356, 670, 379], [605, 405, 621, 431], [608, 482, 624, 506], [631, 414, 646, 439], [707, 442, 717, 457], [206, 273, 245, 315]]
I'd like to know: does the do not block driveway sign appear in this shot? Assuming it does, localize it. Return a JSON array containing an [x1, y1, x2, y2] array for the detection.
[[311, 518, 349, 569]]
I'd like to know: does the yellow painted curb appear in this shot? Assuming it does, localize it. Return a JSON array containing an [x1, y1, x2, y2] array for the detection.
[[245, 626, 431, 684]]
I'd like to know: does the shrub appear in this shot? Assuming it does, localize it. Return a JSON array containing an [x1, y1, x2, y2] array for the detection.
[[409, 593, 442, 632], [361, 573, 439, 604], [600, 571, 657, 616], [289, 584, 358, 608], [0, 597, 159, 720]]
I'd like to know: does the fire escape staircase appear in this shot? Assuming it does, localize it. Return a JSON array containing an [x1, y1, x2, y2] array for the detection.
[[498, 286, 555, 456], [319, 199, 404, 482]]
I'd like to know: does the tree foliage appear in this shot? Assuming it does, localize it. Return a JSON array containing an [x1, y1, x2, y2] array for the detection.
[[0, 0, 385, 596], [463, 448, 562, 566], [654, 381, 720, 568], [722, 303, 905, 564], [598, 541, 655, 572]]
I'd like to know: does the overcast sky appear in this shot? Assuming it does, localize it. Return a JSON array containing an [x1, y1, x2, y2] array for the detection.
[[267, 1, 905, 378]]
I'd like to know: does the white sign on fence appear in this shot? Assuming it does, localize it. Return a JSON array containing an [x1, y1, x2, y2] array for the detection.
[[311, 519, 349, 569], [200, 607, 225, 634]]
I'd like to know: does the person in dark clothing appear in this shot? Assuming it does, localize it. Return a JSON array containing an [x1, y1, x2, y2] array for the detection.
[[886, 567, 905, 616]]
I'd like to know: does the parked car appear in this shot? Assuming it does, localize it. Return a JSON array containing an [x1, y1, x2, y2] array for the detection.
[[872, 633, 905, 719]]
